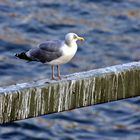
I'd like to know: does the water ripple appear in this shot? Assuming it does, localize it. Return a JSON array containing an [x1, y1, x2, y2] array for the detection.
[[0, 0, 140, 139]]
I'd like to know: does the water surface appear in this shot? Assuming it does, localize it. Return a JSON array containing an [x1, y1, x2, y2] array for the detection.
[[0, 0, 140, 139]]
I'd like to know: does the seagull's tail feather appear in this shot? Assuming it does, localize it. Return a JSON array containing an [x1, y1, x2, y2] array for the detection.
[[15, 52, 32, 61]]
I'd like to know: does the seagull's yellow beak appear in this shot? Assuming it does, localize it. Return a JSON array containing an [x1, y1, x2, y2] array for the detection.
[[77, 36, 85, 41]]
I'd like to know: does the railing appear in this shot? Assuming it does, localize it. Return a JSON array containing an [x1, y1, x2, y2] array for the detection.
[[0, 61, 140, 124]]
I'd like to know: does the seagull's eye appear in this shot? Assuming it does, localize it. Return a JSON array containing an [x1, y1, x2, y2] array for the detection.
[[73, 35, 77, 39]]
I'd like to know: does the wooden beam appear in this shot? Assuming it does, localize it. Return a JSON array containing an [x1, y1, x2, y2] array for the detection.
[[0, 61, 140, 123]]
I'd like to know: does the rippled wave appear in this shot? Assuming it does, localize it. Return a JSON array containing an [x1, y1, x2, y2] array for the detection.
[[0, 0, 140, 139]]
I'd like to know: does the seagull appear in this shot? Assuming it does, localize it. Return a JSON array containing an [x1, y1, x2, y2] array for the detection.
[[15, 33, 84, 80]]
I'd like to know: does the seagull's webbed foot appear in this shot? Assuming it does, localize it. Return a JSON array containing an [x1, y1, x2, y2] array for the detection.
[[51, 77, 57, 80], [58, 76, 62, 80]]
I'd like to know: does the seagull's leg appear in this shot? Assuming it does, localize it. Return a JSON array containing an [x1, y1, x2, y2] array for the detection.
[[51, 65, 55, 80], [57, 65, 61, 80]]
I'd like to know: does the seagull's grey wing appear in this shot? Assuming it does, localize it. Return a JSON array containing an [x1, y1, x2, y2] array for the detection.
[[28, 40, 63, 63], [28, 48, 63, 63], [39, 40, 62, 52]]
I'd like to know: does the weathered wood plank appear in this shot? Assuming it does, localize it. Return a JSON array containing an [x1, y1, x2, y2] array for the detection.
[[0, 61, 140, 123]]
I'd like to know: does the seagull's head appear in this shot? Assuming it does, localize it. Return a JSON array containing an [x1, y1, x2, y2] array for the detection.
[[65, 33, 84, 46]]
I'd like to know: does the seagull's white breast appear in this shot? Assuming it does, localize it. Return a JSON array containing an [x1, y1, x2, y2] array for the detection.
[[48, 42, 78, 65]]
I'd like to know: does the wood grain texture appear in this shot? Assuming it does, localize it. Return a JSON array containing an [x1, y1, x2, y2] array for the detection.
[[0, 61, 140, 123]]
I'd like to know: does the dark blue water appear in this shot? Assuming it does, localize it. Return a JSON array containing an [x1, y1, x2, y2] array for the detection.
[[0, 0, 140, 139]]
